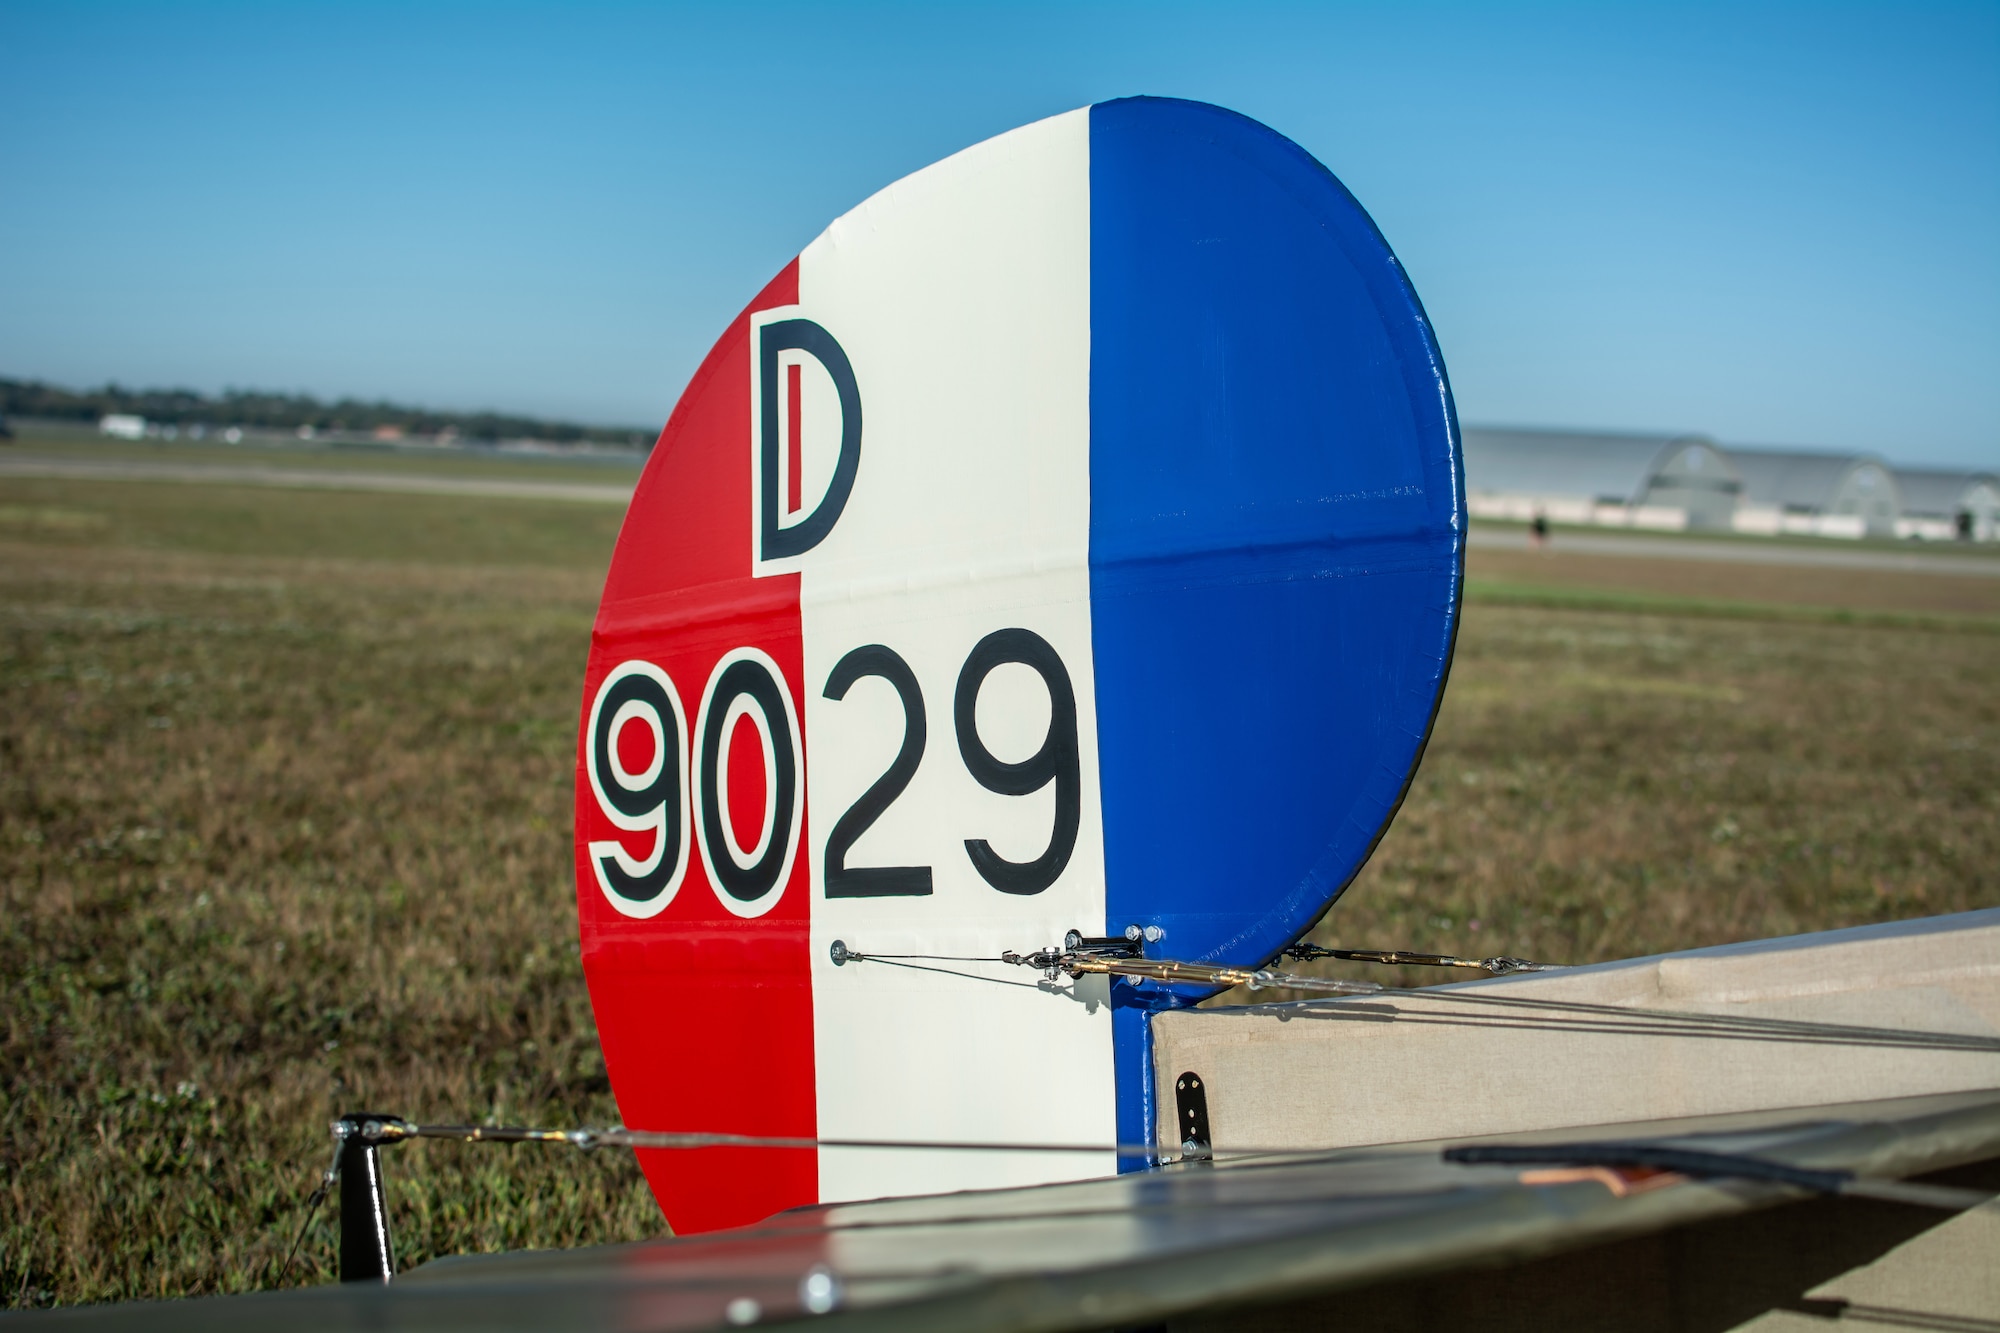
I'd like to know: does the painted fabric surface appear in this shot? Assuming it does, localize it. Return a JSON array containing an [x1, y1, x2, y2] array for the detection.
[[574, 98, 1463, 1233]]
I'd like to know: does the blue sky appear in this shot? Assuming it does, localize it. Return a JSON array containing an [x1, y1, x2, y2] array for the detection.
[[2, 2, 1995, 466]]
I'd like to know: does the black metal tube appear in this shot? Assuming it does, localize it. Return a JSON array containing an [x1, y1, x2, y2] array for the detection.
[[336, 1113, 397, 1283]]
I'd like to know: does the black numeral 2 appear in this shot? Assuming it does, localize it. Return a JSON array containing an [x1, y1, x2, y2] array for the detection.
[[822, 645, 933, 897], [821, 629, 1081, 899]]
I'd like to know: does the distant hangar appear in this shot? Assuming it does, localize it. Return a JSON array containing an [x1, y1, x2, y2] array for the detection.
[[1463, 427, 1998, 541]]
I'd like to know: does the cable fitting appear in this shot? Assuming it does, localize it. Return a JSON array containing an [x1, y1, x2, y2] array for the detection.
[[1282, 942, 1557, 975]]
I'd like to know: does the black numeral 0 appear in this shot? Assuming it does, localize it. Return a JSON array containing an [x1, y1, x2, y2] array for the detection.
[[954, 628, 1081, 896], [585, 661, 689, 916], [822, 645, 933, 898], [694, 651, 800, 916]]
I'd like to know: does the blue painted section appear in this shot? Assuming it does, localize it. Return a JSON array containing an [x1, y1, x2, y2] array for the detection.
[[1086, 97, 1464, 1165], [1110, 1003, 1152, 1171]]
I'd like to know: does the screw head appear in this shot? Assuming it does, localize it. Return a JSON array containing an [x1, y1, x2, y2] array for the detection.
[[800, 1267, 841, 1314]]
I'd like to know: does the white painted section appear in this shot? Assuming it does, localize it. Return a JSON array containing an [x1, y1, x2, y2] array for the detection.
[[1733, 505, 1870, 540], [1730, 505, 1784, 536], [775, 108, 1118, 1201], [1466, 493, 1688, 531], [1625, 504, 1689, 532], [1898, 516, 1959, 542]]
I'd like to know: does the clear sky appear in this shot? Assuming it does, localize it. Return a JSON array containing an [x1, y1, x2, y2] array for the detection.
[[2, 2, 1995, 466]]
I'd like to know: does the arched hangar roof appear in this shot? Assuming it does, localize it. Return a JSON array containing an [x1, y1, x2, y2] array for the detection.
[[1729, 448, 1897, 514], [1895, 467, 2000, 518], [1460, 427, 1730, 506]]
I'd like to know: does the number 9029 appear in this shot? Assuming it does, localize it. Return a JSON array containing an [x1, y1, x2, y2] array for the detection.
[[584, 628, 1079, 918]]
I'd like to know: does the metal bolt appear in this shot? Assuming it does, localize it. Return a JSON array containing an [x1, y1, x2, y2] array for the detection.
[[828, 940, 849, 966], [800, 1267, 841, 1315]]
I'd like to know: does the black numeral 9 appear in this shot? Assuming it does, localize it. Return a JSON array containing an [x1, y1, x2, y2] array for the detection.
[[953, 628, 1080, 896], [584, 662, 690, 916]]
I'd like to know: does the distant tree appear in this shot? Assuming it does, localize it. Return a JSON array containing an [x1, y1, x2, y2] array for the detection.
[[0, 376, 655, 449]]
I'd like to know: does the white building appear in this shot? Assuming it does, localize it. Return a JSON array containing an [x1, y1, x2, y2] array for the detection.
[[1461, 428, 1741, 531], [1462, 426, 1997, 542], [1895, 468, 2000, 542], [1728, 449, 1901, 540], [99, 414, 146, 440]]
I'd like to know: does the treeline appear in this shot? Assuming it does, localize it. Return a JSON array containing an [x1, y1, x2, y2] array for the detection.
[[0, 376, 655, 448]]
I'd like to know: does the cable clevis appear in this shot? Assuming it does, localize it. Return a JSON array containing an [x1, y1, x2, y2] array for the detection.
[[830, 928, 1555, 990]]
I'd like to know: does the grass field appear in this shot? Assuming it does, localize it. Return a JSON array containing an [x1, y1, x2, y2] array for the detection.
[[2, 421, 646, 486], [3, 475, 1996, 1308], [1470, 527, 2000, 620]]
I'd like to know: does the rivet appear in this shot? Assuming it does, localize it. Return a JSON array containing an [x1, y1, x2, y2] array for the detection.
[[800, 1266, 841, 1314]]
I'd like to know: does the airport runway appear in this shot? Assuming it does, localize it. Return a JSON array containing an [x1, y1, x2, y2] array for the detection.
[[6, 453, 1996, 576], [0, 453, 636, 505], [1466, 525, 2000, 578]]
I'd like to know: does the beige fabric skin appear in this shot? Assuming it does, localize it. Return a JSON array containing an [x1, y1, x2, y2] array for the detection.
[[1152, 909, 2000, 1153], [1736, 1197, 2000, 1331]]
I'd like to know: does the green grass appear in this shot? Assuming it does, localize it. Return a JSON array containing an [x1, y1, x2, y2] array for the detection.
[[0, 477, 625, 566], [1270, 589, 1999, 994], [3, 475, 1997, 1307], [1465, 575, 2000, 634], [1, 485, 654, 1308]]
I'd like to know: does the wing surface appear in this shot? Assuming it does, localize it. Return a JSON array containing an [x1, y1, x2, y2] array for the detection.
[[29, 1089, 2000, 1332]]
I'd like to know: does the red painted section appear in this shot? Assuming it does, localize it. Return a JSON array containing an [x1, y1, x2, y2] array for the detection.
[[726, 714, 768, 858], [616, 715, 657, 781], [576, 262, 815, 1235], [786, 361, 803, 517]]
